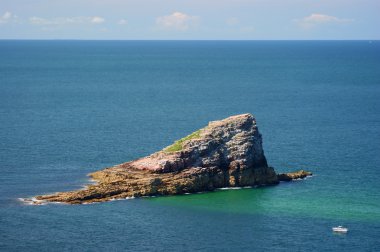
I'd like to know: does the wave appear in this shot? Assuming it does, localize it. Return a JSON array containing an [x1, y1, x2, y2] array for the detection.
[[18, 197, 48, 206], [217, 186, 253, 191]]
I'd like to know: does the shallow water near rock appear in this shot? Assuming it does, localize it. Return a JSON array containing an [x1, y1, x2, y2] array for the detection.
[[1, 40, 380, 251]]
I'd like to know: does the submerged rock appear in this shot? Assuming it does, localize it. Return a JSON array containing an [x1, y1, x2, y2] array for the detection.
[[34, 113, 306, 205]]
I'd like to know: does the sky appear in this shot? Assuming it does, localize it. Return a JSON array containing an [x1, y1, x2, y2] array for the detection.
[[0, 0, 379, 40]]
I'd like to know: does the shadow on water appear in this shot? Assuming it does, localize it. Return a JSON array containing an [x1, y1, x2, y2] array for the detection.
[[149, 187, 269, 214], [148, 182, 380, 223]]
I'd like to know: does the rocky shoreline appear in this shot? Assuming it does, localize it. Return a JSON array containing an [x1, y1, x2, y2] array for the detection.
[[31, 114, 311, 205]]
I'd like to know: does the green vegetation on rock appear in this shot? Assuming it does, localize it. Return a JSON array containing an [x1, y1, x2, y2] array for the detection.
[[164, 130, 202, 153]]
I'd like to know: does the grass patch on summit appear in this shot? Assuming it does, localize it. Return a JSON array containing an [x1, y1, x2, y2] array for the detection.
[[163, 130, 202, 153]]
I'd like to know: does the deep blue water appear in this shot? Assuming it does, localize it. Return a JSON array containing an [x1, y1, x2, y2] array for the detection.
[[0, 40, 379, 251]]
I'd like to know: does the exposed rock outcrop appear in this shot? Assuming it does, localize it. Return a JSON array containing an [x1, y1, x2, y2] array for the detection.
[[277, 170, 312, 181], [33, 113, 309, 205]]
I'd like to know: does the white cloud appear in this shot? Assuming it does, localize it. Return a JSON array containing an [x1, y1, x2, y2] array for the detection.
[[91, 16, 105, 24], [296, 13, 353, 29], [29, 16, 106, 26], [226, 17, 239, 26], [29, 16, 51, 25], [118, 19, 128, 25], [3, 11, 12, 20], [156, 12, 199, 31], [0, 11, 18, 24]]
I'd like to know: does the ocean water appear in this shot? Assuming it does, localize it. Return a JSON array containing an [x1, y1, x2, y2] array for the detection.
[[0, 40, 379, 251]]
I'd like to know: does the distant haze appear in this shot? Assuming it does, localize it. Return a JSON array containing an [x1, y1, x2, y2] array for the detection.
[[0, 0, 379, 40]]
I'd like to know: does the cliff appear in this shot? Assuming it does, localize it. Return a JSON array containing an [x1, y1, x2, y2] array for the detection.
[[33, 114, 293, 204]]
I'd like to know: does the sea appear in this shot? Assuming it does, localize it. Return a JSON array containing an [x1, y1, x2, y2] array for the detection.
[[0, 40, 379, 251]]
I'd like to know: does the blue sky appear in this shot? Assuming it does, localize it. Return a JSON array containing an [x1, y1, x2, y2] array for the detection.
[[0, 0, 379, 40]]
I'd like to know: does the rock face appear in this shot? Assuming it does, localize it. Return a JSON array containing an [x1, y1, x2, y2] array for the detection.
[[35, 113, 279, 204]]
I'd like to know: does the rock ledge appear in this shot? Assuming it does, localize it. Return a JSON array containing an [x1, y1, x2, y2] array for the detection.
[[278, 170, 313, 181]]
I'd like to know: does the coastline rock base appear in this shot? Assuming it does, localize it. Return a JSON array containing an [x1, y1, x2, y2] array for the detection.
[[36, 165, 278, 204]]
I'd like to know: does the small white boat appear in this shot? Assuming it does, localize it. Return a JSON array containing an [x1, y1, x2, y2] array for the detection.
[[332, 226, 348, 233]]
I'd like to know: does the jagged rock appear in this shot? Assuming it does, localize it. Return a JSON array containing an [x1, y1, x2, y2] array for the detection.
[[34, 114, 282, 204]]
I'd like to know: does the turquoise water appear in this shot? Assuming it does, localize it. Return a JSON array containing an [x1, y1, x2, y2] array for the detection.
[[1, 41, 379, 251]]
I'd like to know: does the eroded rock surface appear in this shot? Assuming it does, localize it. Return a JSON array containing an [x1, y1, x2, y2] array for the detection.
[[35, 114, 281, 204]]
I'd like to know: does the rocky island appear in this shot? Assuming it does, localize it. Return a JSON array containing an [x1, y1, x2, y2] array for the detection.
[[32, 113, 311, 204]]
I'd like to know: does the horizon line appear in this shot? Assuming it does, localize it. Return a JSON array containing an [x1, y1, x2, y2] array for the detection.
[[0, 39, 379, 41]]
